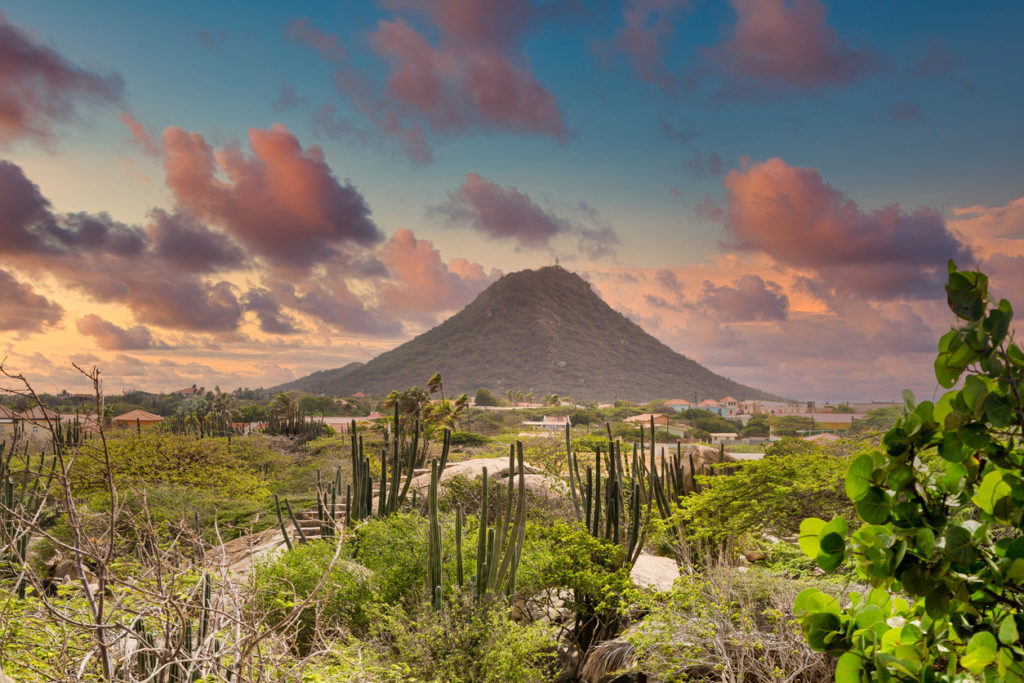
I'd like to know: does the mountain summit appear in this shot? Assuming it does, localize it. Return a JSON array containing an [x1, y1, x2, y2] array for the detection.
[[276, 266, 783, 402]]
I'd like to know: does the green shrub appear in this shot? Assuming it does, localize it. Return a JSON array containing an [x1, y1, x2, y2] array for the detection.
[[449, 431, 490, 447], [627, 567, 837, 681], [371, 595, 555, 682], [667, 438, 855, 548], [795, 262, 1024, 679]]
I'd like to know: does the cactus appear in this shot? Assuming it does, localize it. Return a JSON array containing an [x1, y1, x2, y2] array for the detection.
[[1, 431, 56, 596], [427, 459, 443, 610]]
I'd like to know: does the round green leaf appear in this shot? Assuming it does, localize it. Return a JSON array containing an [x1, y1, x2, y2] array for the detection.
[[961, 631, 998, 674], [945, 525, 977, 567], [798, 517, 827, 558], [804, 612, 842, 652], [835, 652, 865, 683], [973, 469, 1012, 516], [857, 487, 891, 524], [846, 455, 875, 501], [915, 527, 935, 558]]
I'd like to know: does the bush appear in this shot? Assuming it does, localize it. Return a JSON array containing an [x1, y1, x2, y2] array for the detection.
[[449, 431, 490, 447], [254, 540, 375, 650], [371, 595, 556, 682], [795, 263, 1024, 679], [668, 438, 855, 547], [626, 567, 837, 681]]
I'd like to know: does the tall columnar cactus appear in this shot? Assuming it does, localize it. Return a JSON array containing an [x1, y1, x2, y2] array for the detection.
[[425, 442, 527, 608]]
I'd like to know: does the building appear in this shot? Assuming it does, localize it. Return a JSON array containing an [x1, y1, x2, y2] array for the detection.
[[112, 409, 164, 429], [664, 399, 694, 413], [709, 432, 739, 444], [521, 415, 571, 431], [624, 413, 670, 427], [0, 405, 16, 434]]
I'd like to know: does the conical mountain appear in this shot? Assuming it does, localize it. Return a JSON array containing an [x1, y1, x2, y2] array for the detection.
[[276, 266, 784, 402]]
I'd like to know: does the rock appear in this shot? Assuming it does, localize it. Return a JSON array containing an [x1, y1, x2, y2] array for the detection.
[[408, 456, 542, 492], [630, 554, 679, 592], [0, 668, 16, 683], [513, 588, 573, 624], [210, 526, 291, 574], [743, 549, 765, 562], [51, 559, 99, 592]]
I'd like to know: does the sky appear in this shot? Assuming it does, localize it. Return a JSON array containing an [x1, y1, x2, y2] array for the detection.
[[0, 0, 1022, 402]]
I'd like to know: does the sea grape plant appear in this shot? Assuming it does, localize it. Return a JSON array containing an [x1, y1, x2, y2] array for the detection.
[[795, 262, 1024, 681]]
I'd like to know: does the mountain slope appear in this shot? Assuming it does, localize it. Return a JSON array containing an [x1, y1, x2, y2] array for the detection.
[[275, 266, 785, 402]]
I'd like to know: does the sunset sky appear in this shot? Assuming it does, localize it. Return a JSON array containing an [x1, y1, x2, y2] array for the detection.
[[1, 1, 1022, 401]]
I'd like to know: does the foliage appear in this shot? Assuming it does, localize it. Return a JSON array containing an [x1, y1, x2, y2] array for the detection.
[[370, 595, 556, 683], [473, 387, 501, 406], [683, 408, 743, 434], [847, 405, 903, 434], [449, 430, 490, 447], [796, 262, 1024, 680], [668, 438, 855, 546], [769, 414, 814, 436], [742, 413, 770, 438], [627, 566, 837, 682]]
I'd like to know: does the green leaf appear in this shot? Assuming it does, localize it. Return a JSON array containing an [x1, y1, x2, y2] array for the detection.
[[915, 527, 935, 558], [804, 612, 843, 652], [999, 616, 1019, 646], [794, 588, 840, 617], [983, 393, 1013, 428], [798, 518, 826, 558], [903, 389, 917, 413], [945, 525, 978, 567], [846, 455, 875, 501], [819, 516, 848, 554], [961, 631, 998, 674], [857, 487, 891, 524], [973, 469, 1012, 516], [963, 375, 989, 418], [1008, 343, 1024, 369], [835, 652, 865, 683]]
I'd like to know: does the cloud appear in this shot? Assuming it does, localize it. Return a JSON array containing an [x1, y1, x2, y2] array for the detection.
[[708, 0, 878, 95], [376, 227, 497, 319], [0, 12, 122, 147], [118, 111, 160, 155], [162, 123, 382, 271], [0, 268, 63, 332], [242, 288, 299, 335], [430, 172, 568, 248], [700, 274, 788, 321], [606, 0, 691, 92], [950, 195, 1024, 259], [723, 157, 971, 298], [75, 314, 168, 350], [271, 81, 307, 111], [290, 4, 568, 163], [146, 208, 246, 273]]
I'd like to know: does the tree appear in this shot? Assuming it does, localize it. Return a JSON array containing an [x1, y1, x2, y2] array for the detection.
[[795, 262, 1024, 680], [474, 388, 500, 407]]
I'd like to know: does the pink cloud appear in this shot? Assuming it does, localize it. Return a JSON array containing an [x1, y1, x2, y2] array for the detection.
[[75, 314, 168, 350], [377, 227, 497, 319], [709, 0, 877, 94], [430, 172, 568, 248], [0, 268, 63, 332], [607, 0, 690, 91], [723, 157, 970, 298], [290, 5, 567, 163], [118, 111, 160, 156], [162, 123, 381, 271], [700, 274, 789, 321], [0, 12, 122, 147]]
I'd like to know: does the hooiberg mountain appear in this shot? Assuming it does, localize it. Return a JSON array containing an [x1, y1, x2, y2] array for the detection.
[[275, 266, 784, 402]]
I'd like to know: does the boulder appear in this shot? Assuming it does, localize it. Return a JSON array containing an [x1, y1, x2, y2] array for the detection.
[[630, 554, 679, 592], [51, 559, 99, 592], [210, 526, 291, 574], [408, 456, 542, 492]]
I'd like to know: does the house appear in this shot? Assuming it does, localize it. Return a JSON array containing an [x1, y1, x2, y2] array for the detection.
[[664, 399, 694, 413], [16, 406, 61, 435], [0, 404, 16, 434], [697, 399, 726, 417], [709, 432, 738, 445], [173, 386, 201, 397], [624, 413, 670, 427], [521, 415, 571, 431], [720, 396, 739, 411], [321, 412, 384, 432], [112, 409, 163, 429]]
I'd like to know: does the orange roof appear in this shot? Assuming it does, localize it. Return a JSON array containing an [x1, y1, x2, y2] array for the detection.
[[0, 404, 17, 419], [665, 398, 692, 406], [112, 409, 163, 422], [18, 406, 60, 420]]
